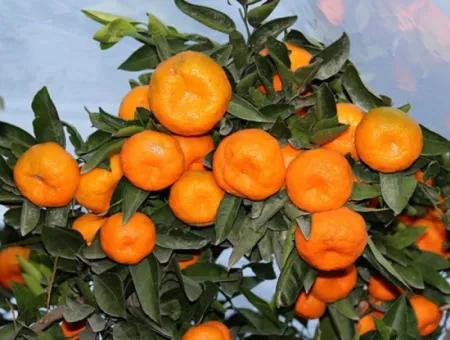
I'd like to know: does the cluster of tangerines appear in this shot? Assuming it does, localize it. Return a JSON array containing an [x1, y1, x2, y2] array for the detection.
[[0, 42, 445, 338]]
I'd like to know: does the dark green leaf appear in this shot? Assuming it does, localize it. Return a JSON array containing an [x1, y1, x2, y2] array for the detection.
[[20, 200, 41, 236], [183, 263, 238, 282], [311, 125, 348, 145], [248, 0, 280, 27], [215, 195, 242, 244], [94, 273, 126, 318], [246, 262, 276, 280], [227, 95, 274, 122], [417, 262, 450, 294], [248, 16, 297, 50], [113, 320, 155, 340], [121, 181, 149, 224], [332, 298, 358, 320], [62, 121, 84, 154], [315, 84, 336, 120], [46, 205, 70, 228], [351, 183, 381, 201], [63, 298, 95, 323], [42, 226, 84, 259], [294, 59, 323, 93], [380, 173, 417, 215], [421, 125, 450, 156], [392, 263, 424, 289], [119, 45, 159, 71], [242, 288, 279, 324], [313, 33, 349, 80], [296, 215, 311, 240], [81, 139, 125, 173], [383, 296, 420, 340], [0, 122, 35, 150], [157, 229, 209, 250], [31, 87, 65, 147], [229, 30, 247, 70], [341, 63, 384, 111], [328, 303, 355, 340], [385, 227, 425, 250], [129, 256, 161, 322], [153, 34, 172, 60], [174, 0, 236, 33]]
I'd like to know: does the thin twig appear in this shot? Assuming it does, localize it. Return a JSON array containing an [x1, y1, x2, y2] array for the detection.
[[5, 298, 16, 330], [440, 304, 450, 311], [46, 256, 59, 309], [239, 7, 251, 37], [30, 305, 64, 333]]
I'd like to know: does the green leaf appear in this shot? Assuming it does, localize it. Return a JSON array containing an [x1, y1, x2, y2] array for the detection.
[[248, 16, 297, 50], [421, 125, 450, 156], [113, 320, 155, 340], [174, 0, 236, 34], [417, 262, 450, 294], [366, 239, 408, 287], [392, 263, 424, 289], [313, 33, 349, 80], [351, 183, 381, 201], [229, 30, 247, 70], [315, 84, 336, 120], [62, 121, 85, 154], [311, 125, 348, 145], [248, 0, 281, 27], [0, 324, 19, 340], [88, 108, 126, 133], [46, 205, 70, 228], [385, 227, 425, 250], [328, 303, 355, 340], [294, 59, 323, 93], [341, 63, 384, 111], [81, 139, 125, 173], [129, 256, 161, 322], [183, 263, 238, 282], [215, 195, 242, 245], [82, 9, 135, 25], [380, 173, 417, 215], [157, 229, 209, 250], [31, 87, 65, 147], [242, 288, 279, 324], [227, 95, 274, 122], [121, 181, 149, 224], [94, 273, 126, 318], [63, 298, 95, 323], [119, 45, 159, 71], [148, 14, 170, 36], [275, 251, 309, 307], [20, 200, 41, 236], [383, 296, 420, 340], [331, 298, 358, 320], [153, 34, 172, 60], [296, 215, 311, 240], [0, 122, 36, 149], [246, 262, 276, 280], [42, 226, 84, 259], [94, 18, 137, 44]]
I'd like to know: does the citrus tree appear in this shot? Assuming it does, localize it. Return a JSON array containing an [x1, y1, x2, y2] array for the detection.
[[1, 1, 450, 339]]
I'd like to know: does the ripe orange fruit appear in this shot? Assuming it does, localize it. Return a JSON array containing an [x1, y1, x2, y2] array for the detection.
[[295, 207, 368, 271], [169, 170, 224, 226], [281, 144, 302, 168], [173, 135, 214, 171], [0, 246, 31, 289], [213, 129, 285, 200], [409, 295, 442, 336], [75, 154, 123, 213], [100, 212, 156, 264], [410, 217, 447, 256], [356, 311, 384, 335], [60, 321, 86, 339], [72, 214, 106, 246], [120, 130, 185, 191], [294, 291, 326, 320], [260, 42, 312, 92], [286, 148, 353, 212], [323, 103, 364, 160], [118, 85, 150, 121], [355, 107, 423, 173], [415, 170, 434, 186], [178, 253, 200, 270], [368, 275, 401, 301], [14, 142, 80, 207], [310, 265, 357, 303], [182, 321, 231, 340], [149, 51, 232, 136]]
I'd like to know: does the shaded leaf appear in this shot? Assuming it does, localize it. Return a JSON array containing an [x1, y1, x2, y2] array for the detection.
[[121, 181, 149, 224], [94, 273, 126, 318], [20, 200, 41, 236], [248, 16, 297, 50], [313, 33, 349, 80], [248, 0, 280, 27], [42, 226, 84, 259], [119, 45, 159, 71], [380, 173, 417, 215], [215, 195, 242, 244]]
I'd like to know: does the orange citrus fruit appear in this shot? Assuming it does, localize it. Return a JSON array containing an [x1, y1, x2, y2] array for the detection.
[[173, 135, 214, 171], [213, 129, 285, 200], [368, 275, 401, 301], [120, 130, 185, 191], [182, 321, 231, 340], [409, 295, 442, 336], [118, 85, 150, 121], [72, 214, 106, 246], [281, 144, 302, 168], [310, 265, 357, 303], [356, 311, 384, 335], [75, 154, 123, 213], [415, 170, 434, 186], [294, 291, 326, 320], [295, 207, 368, 270], [100, 212, 156, 265], [411, 217, 447, 256], [323, 103, 364, 160], [0, 246, 31, 289], [286, 148, 353, 212], [169, 170, 224, 226], [355, 107, 423, 173], [14, 142, 80, 207], [149, 51, 232, 136], [61, 321, 86, 339], [178, 253, 200, 270]]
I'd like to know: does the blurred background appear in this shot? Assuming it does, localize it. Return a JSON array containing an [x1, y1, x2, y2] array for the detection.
[[1, 0, 450, 336]]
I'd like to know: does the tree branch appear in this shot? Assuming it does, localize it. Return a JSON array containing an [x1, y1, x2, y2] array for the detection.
[[30, 306, 64, 333]]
